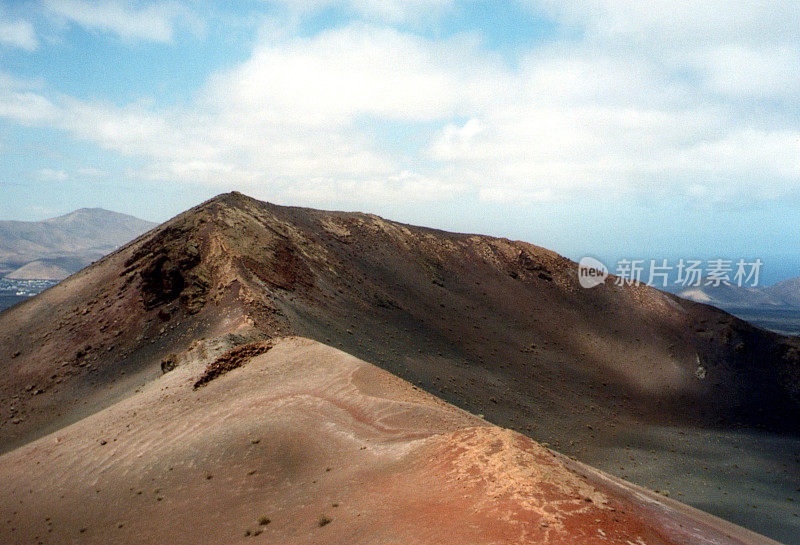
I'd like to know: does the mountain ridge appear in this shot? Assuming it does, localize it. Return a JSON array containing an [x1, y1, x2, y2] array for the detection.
[[677, 276, 800, 310], [3, 190, 798, 449], [1, 192, 799, 542]]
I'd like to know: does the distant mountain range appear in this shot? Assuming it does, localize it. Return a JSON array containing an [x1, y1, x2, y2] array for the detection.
[[0, 208, 155, 280], [676, 276, 800, 310]]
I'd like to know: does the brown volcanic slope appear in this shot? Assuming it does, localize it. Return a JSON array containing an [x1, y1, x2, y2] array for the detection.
[[0, 337, 781, 545], [0, 192, 799, 541]]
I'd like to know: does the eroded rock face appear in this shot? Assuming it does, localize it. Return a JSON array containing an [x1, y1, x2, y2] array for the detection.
[[193, 341, 273, 388], [126, 227, 209, 313], [240, 239, 314, 292]]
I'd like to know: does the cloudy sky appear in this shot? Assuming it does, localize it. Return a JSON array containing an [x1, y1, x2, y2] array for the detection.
[[2, 1, 800, 282]]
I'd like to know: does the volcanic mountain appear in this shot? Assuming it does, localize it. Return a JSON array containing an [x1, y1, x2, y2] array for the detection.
[[0, 208, 155, 279], [678, 276, 800, 310], [1, 192, 798, 544]]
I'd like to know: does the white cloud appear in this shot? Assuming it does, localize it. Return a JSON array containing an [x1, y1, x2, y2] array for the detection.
[[76, 167, 107, 179], [37, 168, 68, 182], [694, 44, 800, 100], [0, 73, 59, 123], [43, 0, 198, 43], [59, 99, 185, 158], [0, 17, 37, 50], [204, 25, 500, 126], [525, 1, 800, 101], [527, 1, 800, 47], [675, 129, 800, 187], [276, 0, 454, 22], [351, 0, 452, 21], [424, 36, 800, 203], [3, 12, 800, 207], [0, 92, 58, 123], [277, 171, 465, 207]]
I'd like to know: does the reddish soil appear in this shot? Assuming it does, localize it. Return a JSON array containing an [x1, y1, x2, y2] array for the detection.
[[0, 338, 780, 545]]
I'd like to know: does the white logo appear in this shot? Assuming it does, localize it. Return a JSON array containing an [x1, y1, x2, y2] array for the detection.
[[578, 257, 608, 289]]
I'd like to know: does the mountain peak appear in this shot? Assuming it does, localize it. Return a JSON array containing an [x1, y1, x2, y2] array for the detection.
[[197, 191, 274, 214], [0, 207, 156, 280], [47, 207, 145, 222], [4, 193, 799, 446], [1, 196, 799, 544]]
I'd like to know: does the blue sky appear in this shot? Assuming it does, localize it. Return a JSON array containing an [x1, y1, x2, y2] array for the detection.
[[1, 1, 800, 284]]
